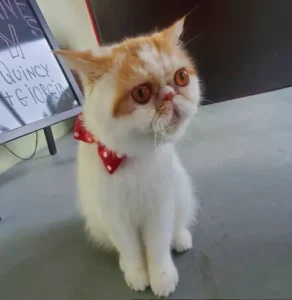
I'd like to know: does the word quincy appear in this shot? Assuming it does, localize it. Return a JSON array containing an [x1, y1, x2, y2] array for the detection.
[[0, 61, 49, 84]]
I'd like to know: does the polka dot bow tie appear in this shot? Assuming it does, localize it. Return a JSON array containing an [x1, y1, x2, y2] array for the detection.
[[73, 113, 126, 174]]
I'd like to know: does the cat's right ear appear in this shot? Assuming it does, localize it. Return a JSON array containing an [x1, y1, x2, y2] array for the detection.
[[53, 49, 112, 76], [158, 16, 186, 46]]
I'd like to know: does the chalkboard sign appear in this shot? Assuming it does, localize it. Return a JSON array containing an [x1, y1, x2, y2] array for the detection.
[[0, 0, 83, 149]]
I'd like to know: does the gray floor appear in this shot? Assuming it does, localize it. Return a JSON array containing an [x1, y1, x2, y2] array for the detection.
[[1, 88, 292, 299]]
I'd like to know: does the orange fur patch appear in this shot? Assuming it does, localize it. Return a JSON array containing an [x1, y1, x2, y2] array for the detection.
[[109, 17, 198, 117], [112, 37, 162, 117], [54, 17, 197, 118], [111, 25, 197, 117]]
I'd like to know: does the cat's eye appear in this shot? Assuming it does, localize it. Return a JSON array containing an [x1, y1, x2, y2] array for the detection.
[[174, 68, 189, 87], [131, 84, 152, 104]]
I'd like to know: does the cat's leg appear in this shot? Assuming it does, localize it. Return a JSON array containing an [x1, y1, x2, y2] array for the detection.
[[84, 214, 115, 250], [79, 188, 148, 290], [171, 156, 198, 252], [104, 216, 149, 291], [144, 199, 178, 297], [78, 189, 115, 250]]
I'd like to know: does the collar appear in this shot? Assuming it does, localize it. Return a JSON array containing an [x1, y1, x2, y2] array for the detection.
[[73, 113, 126, 174]]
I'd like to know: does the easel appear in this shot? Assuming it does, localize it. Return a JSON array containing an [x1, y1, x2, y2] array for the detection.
[[0, 93, 57, 155], [43, 127, 57, 155]]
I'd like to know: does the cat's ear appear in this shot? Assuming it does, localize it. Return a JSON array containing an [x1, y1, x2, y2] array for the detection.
[[162, 16, 185, 45], [53, 49, 112, 76]]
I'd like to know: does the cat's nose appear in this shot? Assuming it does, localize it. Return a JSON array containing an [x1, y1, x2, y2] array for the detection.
[[159, 86, 175, 102], [163, 92, 175, 101]]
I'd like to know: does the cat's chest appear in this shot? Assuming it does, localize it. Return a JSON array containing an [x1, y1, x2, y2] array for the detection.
[[78, 143, 176, 197], [107, 147, 175, 190]]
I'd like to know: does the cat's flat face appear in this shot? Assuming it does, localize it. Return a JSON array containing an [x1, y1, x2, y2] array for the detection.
[[56, 17, 201, 155]]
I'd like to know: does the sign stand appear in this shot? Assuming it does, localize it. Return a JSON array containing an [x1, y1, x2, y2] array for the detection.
[[43, 127, 57, 155], [0, 0, 83, 151]]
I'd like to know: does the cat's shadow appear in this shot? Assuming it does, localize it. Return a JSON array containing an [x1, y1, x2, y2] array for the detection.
[[0, 218, 155, 300]]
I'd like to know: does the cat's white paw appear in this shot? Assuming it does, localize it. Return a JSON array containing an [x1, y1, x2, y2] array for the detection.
[[172, 228, 193, 252], [119, 259, 149, 292], [149, 259, 179, 297]]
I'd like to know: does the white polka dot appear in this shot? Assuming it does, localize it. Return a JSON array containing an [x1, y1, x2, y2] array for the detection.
[[107, 165, 112, 171], [88, 138, 92, 142], [79, 115, 83, 121], [74, 132, 79, 137], [116, 153, 122, 158], [103, 152, 108, 158]]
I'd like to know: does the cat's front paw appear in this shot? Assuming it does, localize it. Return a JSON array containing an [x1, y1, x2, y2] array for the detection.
[[149, 258, 179, 297], [119, 259, 149, 292], [172, 228, 193, 252]]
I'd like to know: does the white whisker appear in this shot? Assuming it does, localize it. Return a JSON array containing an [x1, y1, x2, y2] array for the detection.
[[184, 32, 202, 47], [151, 114, 169, 152]]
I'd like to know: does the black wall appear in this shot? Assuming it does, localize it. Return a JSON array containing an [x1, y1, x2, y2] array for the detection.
[[88, 0, 292, 104]]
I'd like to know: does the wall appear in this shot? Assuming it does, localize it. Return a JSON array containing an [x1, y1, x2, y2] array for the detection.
[[89, 0, 292, 103], [0, 0, 97, 174], [36, 0, 98, 51]]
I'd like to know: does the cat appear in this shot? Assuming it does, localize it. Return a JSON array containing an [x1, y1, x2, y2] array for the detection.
[[55, 16, 201, 297]]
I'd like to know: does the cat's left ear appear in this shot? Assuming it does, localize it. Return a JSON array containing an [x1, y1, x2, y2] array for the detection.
[[53, 49, 112, 77], [163, 16, 185, 45]]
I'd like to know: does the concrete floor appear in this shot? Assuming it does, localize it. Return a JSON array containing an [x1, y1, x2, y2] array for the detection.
[[1, 88, 292, 299]]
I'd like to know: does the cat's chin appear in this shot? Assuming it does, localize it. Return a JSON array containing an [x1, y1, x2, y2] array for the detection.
[[153, 119, 189, 145], [167, 106, 191, 136], [170, 104, 180, 125], [166, 121, 185, 138]]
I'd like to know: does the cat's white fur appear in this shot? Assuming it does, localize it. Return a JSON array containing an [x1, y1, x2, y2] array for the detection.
[[69, 19, 200, 297]]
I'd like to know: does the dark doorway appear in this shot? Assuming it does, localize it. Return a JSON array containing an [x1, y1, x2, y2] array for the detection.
[[88, 0, 292, 104]]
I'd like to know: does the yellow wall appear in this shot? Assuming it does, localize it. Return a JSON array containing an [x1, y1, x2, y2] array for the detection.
[[0, 0, 97, 174]]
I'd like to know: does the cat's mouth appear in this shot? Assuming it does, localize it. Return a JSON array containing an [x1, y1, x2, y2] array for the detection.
[[152, 102, 184, 137]]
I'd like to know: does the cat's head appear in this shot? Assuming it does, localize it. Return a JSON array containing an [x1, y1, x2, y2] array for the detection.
[[56, 17, 201, 156]]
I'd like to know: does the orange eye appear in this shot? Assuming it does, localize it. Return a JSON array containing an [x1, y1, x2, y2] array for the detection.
[[174, 68, 189, 87], [131, 83, 152, 104]]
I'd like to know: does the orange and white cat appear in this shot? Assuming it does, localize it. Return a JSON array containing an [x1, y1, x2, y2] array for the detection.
[[56, 17, 200, 297]]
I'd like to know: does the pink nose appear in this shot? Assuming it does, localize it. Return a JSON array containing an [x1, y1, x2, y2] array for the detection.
[[163, 92, 174, 101]]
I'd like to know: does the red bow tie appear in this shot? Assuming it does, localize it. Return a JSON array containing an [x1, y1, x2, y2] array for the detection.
[[73, 113, 126, 174]]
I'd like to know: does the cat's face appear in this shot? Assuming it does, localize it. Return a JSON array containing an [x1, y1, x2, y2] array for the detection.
[[56, 17, 200, 155]]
